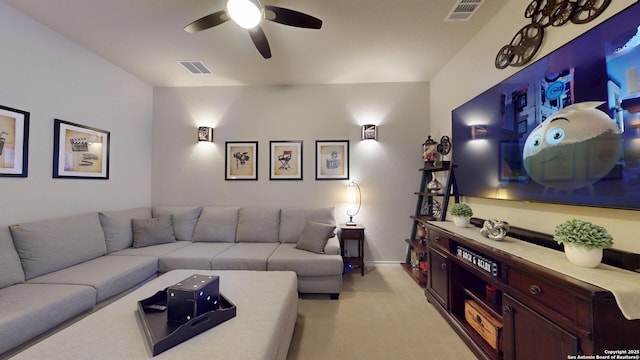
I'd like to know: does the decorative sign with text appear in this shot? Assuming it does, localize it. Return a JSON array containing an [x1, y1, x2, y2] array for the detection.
[[456, 246, 500, 277]]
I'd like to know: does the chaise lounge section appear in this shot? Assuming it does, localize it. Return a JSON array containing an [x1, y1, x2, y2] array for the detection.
[[0, 206, 342, 357]]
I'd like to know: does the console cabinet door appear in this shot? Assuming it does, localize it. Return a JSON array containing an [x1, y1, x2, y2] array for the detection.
[[502, 294, 578, 360], [427, 247, 449, 310]]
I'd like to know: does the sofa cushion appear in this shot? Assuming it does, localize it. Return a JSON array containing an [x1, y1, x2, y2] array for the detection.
[[0, 283, 96, 355], [192, 207, 239, 243], [109, 241, 191, 257], [295, 221, 336, 254], [9, 213, 107, 280], [236, 207, 281, 243], [158, 242, 234, 272], [99, 207, 151, 252], [27, 255, 157, 303], [268, 243, 343, 276], [152, 206, 202, 241], [211, 243, 279, 271], [0, 226, 25, 288], [132, 216, 176, 248], [279, 207, 335, 243]]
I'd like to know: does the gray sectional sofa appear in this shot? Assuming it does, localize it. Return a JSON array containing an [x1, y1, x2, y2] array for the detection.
[[0, 206, 343, 357]]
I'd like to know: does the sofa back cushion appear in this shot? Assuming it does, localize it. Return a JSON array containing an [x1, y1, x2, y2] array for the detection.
[[192, 207, 239, 243], [9, 213, 107, 280], [279, 207, 335, 243], [152, 206, 202, 241], [132, 216, 176, 248], [0, 226, 25, 288], [99, 207, 152, 252], [236, 207, 281, 243]]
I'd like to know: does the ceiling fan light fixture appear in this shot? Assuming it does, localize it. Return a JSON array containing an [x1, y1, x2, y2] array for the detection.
[[227, 0, 263, 29]]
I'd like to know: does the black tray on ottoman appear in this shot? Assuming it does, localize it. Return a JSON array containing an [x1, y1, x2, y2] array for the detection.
[[136, 288, 237, 356]]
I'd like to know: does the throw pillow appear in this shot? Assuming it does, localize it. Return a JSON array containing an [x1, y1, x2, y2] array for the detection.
[[132, 216, 176, 248], [295, 220, 336, 254]]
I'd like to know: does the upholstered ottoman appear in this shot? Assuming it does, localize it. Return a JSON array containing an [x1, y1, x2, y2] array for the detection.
[[10, 270, 298, 360]]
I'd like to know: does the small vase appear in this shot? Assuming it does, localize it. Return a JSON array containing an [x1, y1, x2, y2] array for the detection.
[[563, 243, 603, 268], [452, 216, 470, 228]]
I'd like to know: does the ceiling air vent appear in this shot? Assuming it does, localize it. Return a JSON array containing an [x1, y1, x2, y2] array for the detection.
[[445, 0, 485, 21], [178, 60, 211, 75]]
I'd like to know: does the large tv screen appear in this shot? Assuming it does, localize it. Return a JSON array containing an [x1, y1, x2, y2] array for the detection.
[[452, 3, 640, 210]]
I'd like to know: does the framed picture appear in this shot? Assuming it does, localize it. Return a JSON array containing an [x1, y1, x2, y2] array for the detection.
[[53, 119, 110, 179], [270, 140, 302, 180], [316, 140, 349, 180], [225, 141, 258, 180], [0, 105, 30, 177]]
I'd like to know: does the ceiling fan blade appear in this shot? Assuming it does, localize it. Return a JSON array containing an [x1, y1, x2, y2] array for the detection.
[[264, 6, 323, 29], [184, 10, 229, 33], [248, 26, 272, 59]]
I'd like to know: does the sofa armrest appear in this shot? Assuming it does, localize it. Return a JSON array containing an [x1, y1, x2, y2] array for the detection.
[[324, 236, 340, 255]]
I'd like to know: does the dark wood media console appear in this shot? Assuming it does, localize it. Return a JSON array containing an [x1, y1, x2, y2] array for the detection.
[[423, 221, 640, 360]]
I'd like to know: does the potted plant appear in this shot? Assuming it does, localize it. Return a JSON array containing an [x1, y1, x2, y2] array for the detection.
[[450, 203, 473, 228], [554, 219, 613, 268]]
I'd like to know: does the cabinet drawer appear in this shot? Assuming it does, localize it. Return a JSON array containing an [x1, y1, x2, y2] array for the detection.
[[340, 228, 363, 240], [508, 268, 577, 322], [428, 230, 449, 251]]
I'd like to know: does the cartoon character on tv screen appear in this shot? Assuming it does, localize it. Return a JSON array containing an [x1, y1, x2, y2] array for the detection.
[[522, 102, 622, 195]]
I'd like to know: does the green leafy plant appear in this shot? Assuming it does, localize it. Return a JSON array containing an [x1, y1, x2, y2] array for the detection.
[[553, 219, 613, 249], [450, 203, 473, 218]]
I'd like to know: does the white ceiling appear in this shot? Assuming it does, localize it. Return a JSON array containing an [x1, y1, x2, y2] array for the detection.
[[4, 0, 508, 87]]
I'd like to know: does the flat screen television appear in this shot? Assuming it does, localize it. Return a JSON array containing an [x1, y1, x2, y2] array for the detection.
[[451, 2, 640, 210]]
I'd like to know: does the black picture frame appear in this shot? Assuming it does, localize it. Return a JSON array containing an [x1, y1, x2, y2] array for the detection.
[[53, 119, 110, 179], [270, 140, 303, 180], [225, 141, 258, 180], [0, 105, 30, 177], [315, 140, 349, 180]]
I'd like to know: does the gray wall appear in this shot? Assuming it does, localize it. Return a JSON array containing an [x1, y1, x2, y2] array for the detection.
[[0, 1, 153, 225], [430, 0, 640, 253], [152, 83, 430, 262]]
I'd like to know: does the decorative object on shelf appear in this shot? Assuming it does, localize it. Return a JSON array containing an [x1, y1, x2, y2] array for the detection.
[[554, 219, 614, 268], [422, 135, 439, 164], [449, 203, 473, 228], [480, 219, 511, 241], [197, 126, 214, 142], [437, 135, 451, 156], [427, 173, 442, 193], [346, 180, 361, 226], [420, 198, 441, 219], [361, 124, 377, 140], [416, 223, 426, 239], [496, 0, 611, 69]]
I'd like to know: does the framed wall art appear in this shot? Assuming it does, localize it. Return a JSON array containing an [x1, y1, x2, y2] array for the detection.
[[53, 119, 110, 179], [225, 141, 258, 180], [270, 140, 302, 180], [315, 140, 349, 180], [0, 105, 30, 177]]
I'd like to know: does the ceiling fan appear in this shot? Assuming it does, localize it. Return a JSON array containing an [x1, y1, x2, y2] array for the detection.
[[184, 0, 323, 59]]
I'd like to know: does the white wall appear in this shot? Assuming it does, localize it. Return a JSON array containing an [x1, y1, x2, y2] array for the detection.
[[430, 0, 640, 253], [152, 83, 429, 262], [0, 1, 153, 225]]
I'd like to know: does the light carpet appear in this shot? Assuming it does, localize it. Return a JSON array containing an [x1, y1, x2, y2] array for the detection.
[[287, 264, 476, 360]]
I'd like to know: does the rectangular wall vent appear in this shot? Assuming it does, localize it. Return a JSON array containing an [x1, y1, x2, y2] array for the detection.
[[445, 0, 485, 21], [178, 60, 211, 74]]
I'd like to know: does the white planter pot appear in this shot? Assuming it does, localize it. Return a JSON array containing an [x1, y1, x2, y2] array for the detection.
[[452, 216, 470, 228], [563, 243, 603, 268]]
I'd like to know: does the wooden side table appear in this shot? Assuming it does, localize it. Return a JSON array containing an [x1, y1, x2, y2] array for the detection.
[[338, 224, 366, 276]]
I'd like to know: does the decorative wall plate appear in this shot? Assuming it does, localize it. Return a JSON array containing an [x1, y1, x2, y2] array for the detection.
[[571, 0, 611, 24], [508, 23, 544, 67]]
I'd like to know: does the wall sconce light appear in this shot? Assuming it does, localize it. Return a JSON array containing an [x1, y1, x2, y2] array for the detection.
[[198, 126, 214, 142], [471, 125, 488, 139], [346, 180, 361, 226], [361, 124, 377, 140]]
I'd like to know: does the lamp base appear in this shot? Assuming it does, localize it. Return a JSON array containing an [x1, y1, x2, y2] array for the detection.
[[346, 216, 357, 226]]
